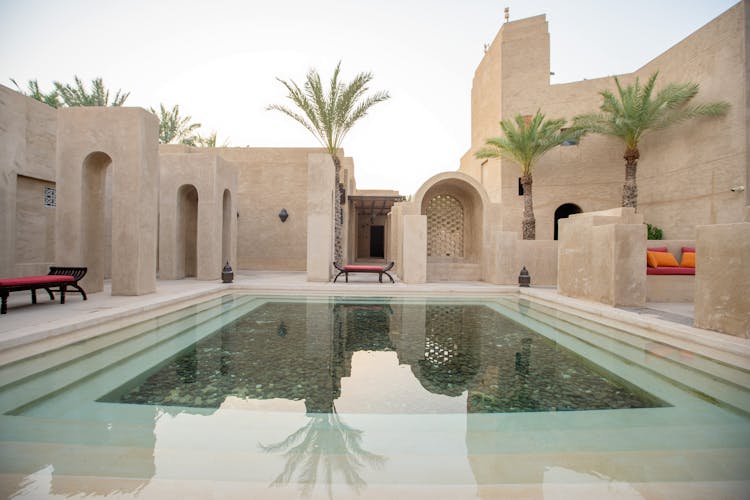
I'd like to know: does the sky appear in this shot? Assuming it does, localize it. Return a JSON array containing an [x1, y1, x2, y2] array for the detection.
[[0, 0, 737, 194]]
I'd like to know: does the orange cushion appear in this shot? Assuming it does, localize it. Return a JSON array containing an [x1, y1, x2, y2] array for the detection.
[[680, 252, 695, 268], [647, 251, 679, 267]]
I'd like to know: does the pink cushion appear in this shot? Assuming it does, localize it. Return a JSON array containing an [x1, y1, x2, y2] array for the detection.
[[647, 246, 668, 253], [0, 275, 75, 287], [681, 247, 695, 253], [647, 267, 695, 275], [343, 265, 385, 272]]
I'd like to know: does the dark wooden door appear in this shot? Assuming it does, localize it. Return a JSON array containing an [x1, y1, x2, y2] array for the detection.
[[370, 225, 384, 258]]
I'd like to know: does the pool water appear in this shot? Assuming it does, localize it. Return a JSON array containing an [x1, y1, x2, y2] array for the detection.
[[100, 301, 665, 413], [0, 294, 748, 498]]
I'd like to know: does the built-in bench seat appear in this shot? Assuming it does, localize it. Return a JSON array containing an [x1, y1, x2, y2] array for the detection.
[[646, 245, 695, 302]]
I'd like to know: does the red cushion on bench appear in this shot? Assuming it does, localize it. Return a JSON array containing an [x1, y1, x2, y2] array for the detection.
[[0, 275, 75, 287], [343, 265, 386, 272], [647, 267, 695, 275]]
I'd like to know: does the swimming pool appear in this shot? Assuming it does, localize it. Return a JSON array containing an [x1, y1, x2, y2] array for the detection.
[[1, 294, 748, 498]]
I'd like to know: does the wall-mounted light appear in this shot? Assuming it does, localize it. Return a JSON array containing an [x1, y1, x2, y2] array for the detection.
[[277, 321, 288, 337], [730, 185, 745, 193], [278, 208, 289, 222]]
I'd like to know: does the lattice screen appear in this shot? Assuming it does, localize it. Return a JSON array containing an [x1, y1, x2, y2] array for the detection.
[[426, 194, 464, 257]]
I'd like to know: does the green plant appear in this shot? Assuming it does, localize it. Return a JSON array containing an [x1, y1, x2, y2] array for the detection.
[[573, 71, 729, 209], [647, 223, 663, 240], [475, 110, 584, 240]]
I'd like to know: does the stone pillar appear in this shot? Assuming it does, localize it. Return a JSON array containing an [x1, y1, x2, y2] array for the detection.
[[558, 207, 646, 306], [694, 209, 750, 338], [306, 154, 334, 281], [402, 214, 427, 283], [56, 107, 158, 296]]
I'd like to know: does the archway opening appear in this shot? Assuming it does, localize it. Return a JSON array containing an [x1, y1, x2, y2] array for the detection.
[[222, 189, 232, 266], [554, 203, 582, 240], [81, 151, 113, 292], [177, 185, 199, 278]]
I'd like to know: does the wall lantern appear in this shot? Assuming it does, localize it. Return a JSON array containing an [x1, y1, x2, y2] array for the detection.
[[278, 208, 289, 222], [277, 321, 288, 337], [518, 266, 531, 287]]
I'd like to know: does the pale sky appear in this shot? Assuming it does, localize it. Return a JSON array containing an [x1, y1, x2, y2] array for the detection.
[[0, 0, 737, 194]]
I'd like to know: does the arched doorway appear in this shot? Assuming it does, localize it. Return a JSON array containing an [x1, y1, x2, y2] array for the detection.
[[554, 203, 582, 240], [177, 184, 199, 278], [221, 189, 232, 266], [81, 151, 113, 292]]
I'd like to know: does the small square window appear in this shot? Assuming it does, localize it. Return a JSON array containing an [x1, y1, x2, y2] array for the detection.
[[44, 187, 56, 207]]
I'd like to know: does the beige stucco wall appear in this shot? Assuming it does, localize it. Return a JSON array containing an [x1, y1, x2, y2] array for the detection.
[[694, 212, 750, 338], [0, 85, 58, 278], [460, 2, 748, 240], [558, 208, 647, 306], [56, 107, 159, 295], [158, 151, 238, 280], [210, 147, 327, 271], [306, 153, 335, 281]]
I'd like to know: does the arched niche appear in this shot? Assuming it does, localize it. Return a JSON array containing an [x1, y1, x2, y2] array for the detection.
[[81, 151, 113, 292], [554, 203, 583, 240], [222, 189, 232, 266], [418, 176, 485, 265], [176, 184, 199, 278]]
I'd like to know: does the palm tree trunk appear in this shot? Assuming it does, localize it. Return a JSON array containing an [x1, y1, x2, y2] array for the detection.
[[521, 173, 535, 240], [622, 147, 639, 209], [332, 154, 344, 265]]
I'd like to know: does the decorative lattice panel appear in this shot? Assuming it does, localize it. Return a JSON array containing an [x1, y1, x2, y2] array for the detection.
[[426, 195, 464, 257]]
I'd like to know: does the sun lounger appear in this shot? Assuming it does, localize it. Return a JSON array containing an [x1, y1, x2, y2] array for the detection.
[[0, 266, 87, 314]]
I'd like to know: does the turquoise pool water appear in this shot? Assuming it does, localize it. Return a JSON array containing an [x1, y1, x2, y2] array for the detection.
[[0, 294, 748, 498]]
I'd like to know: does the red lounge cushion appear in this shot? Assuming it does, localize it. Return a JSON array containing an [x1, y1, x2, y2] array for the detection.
[[0, 275, 75, 287], [343, 265, 385, 272], [647, 246, 668, 253], [647, 267, 695, 275], [681, 247, 695, 254]]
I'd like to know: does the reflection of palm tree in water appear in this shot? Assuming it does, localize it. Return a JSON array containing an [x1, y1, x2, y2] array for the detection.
[[259, 406, 386, 498], [258, 302, 386, 498]]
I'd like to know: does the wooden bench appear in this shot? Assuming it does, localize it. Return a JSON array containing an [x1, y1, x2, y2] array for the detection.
[[333, 262, 395, 283], [0, 266, 88, 314]]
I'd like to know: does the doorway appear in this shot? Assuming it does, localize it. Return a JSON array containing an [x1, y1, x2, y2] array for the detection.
[[554, 203, 583, 240], [370, 225, 384, 258]]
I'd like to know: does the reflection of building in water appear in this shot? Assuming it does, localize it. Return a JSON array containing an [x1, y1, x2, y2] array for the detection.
[[411, 305, 481, 396]]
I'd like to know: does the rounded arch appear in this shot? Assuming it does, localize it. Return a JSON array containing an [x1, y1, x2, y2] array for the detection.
[[415, 172, 489, 266], [554, 203, 583, 240], [177, 184, 199, 278], [81, 151, 113, 292]]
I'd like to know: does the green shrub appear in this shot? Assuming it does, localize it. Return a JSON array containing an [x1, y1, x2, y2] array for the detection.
[[647, 223, 663, 240]]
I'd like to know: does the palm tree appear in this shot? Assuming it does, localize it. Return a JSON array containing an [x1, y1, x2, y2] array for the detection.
[[9, 78, 60, 108], [150, 103, 201, 145], [195, 131, 229, 147], [268, 62, 389, 265], [573, 71, 729, 209], [54, 76, 129, 106], [475, 110, 584, 240]]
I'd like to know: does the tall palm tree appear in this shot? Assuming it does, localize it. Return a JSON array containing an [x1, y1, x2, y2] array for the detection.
[[195, 131, 230, 147], [475, 110, 584, 240], [268, 62, 389, 265], [10, 78, 60, 108], [54, 76, 129, 106], [573, 71, 729, 209], [150, 103, 201, 145]]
